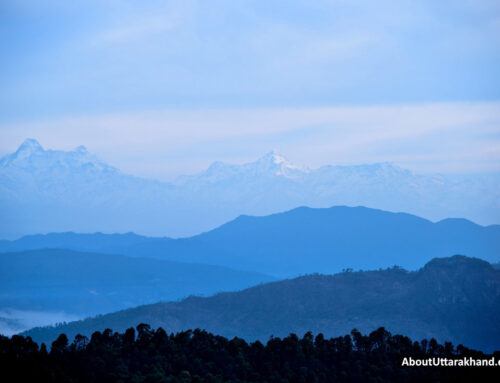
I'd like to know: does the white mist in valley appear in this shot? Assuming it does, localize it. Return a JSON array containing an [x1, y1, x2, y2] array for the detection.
[[0, 308, 80, 336]]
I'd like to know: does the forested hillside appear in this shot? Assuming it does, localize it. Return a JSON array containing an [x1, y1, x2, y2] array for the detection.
[[25, 256, 500, 352]]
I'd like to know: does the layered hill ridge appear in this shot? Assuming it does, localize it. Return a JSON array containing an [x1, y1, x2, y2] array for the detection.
[[0, 249, 274, 334], [166, 206, 499, 275], [2, 206, 499, 276], [1, 139, 499, 239], [24, 255, 500, 352]]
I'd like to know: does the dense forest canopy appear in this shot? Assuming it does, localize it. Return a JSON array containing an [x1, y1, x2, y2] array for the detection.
[[1, 325, 498, 383]]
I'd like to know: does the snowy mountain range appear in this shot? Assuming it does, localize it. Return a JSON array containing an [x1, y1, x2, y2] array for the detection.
[[1, 139, 499, 239]]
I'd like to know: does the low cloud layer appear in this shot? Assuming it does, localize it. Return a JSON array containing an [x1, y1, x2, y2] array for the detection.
[[0, 308, 80, 336]]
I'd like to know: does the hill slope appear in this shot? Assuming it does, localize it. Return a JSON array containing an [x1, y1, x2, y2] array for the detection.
[[160, 206, 500, 275], [3, 206, 499, 276], [24, 255, 500, 352], [0, 249, 274, 332]]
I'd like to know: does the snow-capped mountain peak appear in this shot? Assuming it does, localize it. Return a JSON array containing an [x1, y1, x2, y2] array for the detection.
[[257, 151, 293, 167], [253, 151, 306, 177], [260, 150, 286, 164], [176, 151, 307, 185], [1, 139, 44, 167], [1, 139, 499, 239], [0, 139, 116, 174], [14, 138, 44, 157]]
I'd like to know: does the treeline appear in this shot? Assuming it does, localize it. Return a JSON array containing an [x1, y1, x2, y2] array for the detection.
[[1, 325, 498, 383]]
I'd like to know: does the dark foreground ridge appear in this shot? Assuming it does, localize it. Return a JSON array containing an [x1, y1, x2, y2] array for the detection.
[[24, 255, 500, 352], [2, 326, 499, 383]]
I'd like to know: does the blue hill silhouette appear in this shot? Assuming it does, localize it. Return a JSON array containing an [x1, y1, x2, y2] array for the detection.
[[0, 248, 274, 333], [2, 206, 498, 277]]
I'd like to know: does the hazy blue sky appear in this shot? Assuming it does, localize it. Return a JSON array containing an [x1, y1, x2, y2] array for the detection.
[[1, 0, 499, 178]]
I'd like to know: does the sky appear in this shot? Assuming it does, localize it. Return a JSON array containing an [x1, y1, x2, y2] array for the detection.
[[1, 0, 499, 179]]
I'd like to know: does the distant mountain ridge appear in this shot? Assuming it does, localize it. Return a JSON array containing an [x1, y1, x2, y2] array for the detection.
[[0, 248, 274, 334], [24, 255, 500, 352], [2, 206, 498, 277], [0, 232, 162, 256], [1, 139, 499, 239]]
